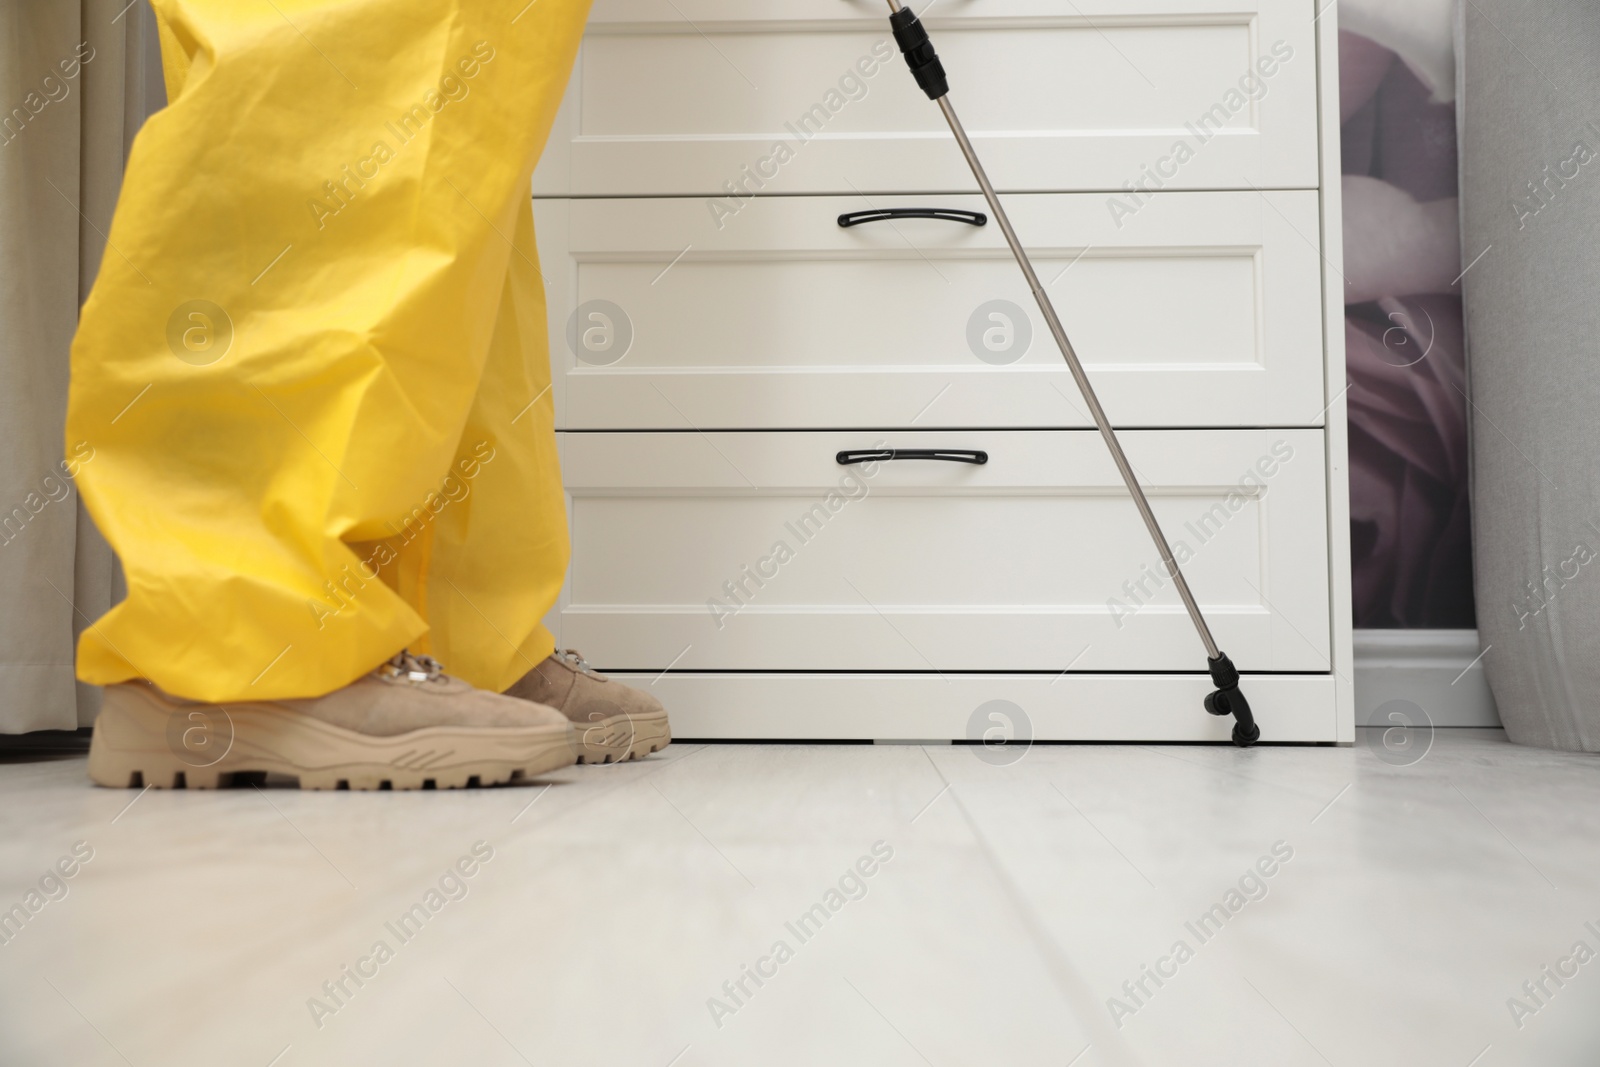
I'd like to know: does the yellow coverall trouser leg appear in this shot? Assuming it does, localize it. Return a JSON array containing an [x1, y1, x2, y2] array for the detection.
[[66, 0, 587, 702]]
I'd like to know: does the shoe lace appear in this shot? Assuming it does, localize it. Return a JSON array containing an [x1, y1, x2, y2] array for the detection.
[[379, 650, 446, 685], [556, 649, 598, 676]]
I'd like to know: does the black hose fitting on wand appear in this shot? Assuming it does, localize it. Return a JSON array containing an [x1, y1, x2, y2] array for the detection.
[[1204, 653, 1260, 747], [890, 8, 948, 100]]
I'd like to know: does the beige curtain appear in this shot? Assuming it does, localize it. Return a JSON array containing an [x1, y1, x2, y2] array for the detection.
[[0, 1, 163, 733]]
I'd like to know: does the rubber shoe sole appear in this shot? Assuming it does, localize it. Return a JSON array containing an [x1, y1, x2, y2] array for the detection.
[[574, 711, 672, 765], [88, 684, 578, 791]]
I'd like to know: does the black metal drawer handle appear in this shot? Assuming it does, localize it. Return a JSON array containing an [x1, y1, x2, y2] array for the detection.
[[836, 448, 988, 465], [837, 208, 987, 228]]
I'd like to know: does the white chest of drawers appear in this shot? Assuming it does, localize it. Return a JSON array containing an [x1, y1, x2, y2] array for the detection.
[[534, 0, 1353, 743]]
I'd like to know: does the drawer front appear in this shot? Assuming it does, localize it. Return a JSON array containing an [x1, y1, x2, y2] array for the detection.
[[536, 192, 1327, 430], [555, 429, 1331, 672], [533, 1, 1319, 196]]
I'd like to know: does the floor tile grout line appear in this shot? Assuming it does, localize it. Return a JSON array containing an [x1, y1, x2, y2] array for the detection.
[[930, 773, 1139, 1065]]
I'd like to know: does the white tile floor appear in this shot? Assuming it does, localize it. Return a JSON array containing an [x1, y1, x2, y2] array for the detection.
[[1, 729, 1597, 1066]]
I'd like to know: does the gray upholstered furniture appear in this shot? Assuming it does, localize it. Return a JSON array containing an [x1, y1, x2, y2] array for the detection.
[[1460, 3, 1600, 751]]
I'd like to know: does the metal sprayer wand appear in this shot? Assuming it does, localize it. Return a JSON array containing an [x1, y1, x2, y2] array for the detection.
[[882, 0, 1259, 744]]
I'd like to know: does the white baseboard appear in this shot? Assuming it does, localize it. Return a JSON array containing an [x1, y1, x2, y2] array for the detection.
[[1353, 629, 1501, 728], [612, 673, 1339, 742]]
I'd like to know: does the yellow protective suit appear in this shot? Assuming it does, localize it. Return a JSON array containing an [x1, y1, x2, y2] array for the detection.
[[66, 0, 589, 702]]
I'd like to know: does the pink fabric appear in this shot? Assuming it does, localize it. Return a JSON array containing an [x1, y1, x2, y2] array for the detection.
[[1340, 32, 1472, 627], [1346, 297, 1474, 625]]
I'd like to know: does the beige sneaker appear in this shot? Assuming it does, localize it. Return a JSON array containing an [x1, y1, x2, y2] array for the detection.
[[87, 653, 577, 790], [504, 650, 671, 764]]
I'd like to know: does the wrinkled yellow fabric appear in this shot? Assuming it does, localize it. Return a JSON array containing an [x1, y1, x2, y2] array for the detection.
[[66, 0, 588, 702]]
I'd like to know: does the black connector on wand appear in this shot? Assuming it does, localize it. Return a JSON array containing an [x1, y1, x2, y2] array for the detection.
[[890, 8, 948, 101], [1205, 653, 1261, 747]]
